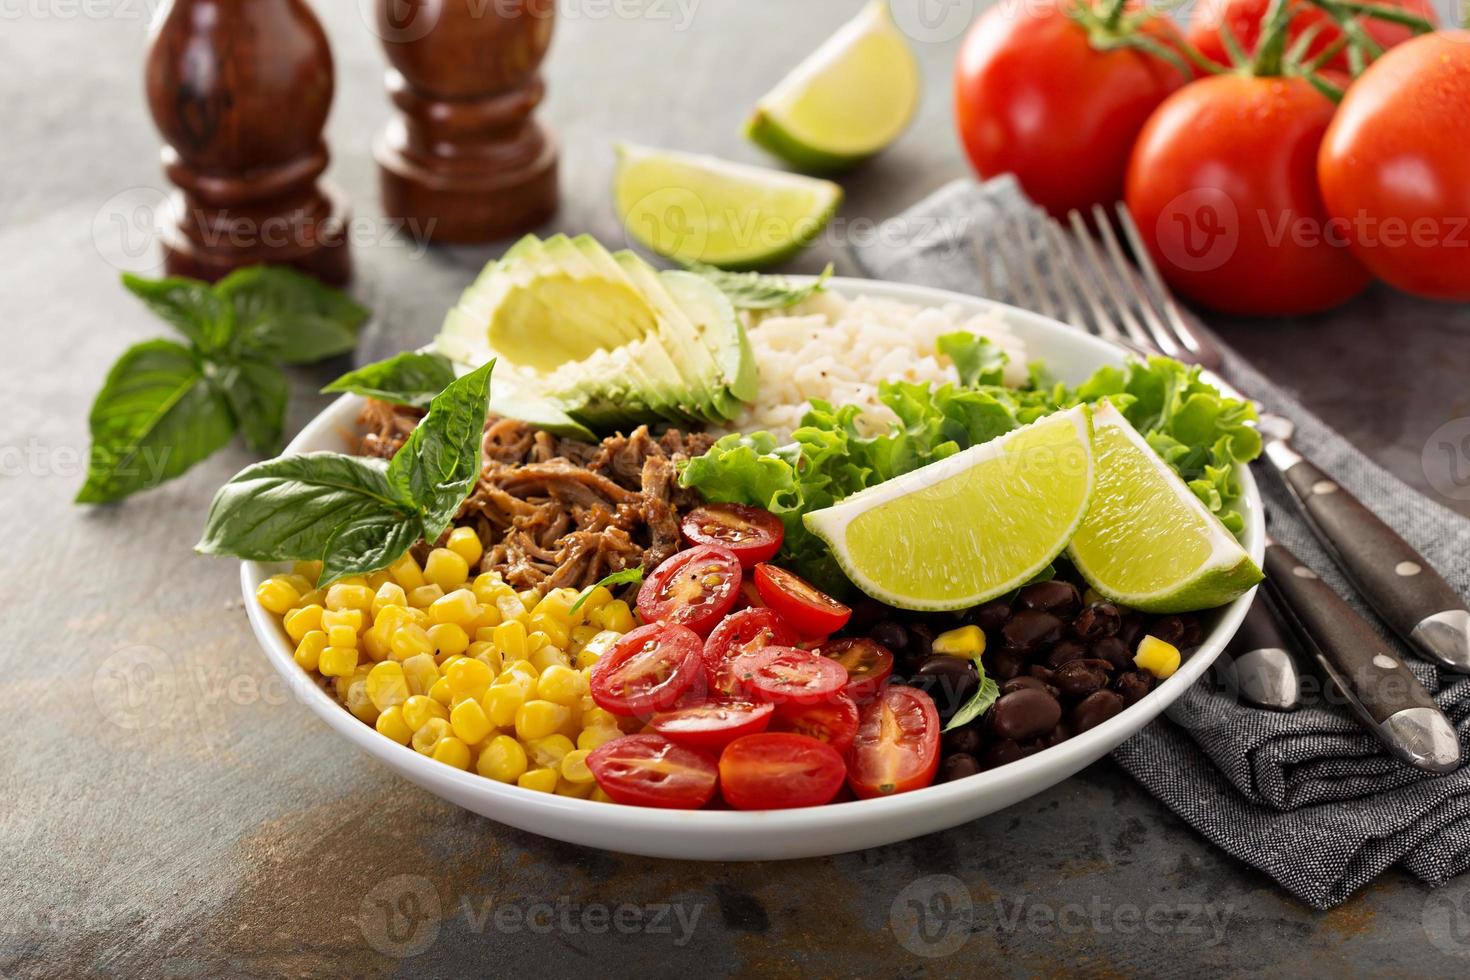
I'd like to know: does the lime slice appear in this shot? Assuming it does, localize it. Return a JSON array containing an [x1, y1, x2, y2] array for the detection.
[[804, 407, 1096, 611], [1069, 402, 1262, 613], [745, 1, 920, 173], [613, 144, 842, 270]]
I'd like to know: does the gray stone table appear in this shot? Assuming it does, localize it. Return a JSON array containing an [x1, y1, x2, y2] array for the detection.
[[4, 1, 1470, 976]]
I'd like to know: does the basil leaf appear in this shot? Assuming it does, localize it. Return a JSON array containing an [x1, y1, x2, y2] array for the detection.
[[122, 274, 232, 352], [320, 514, 424, 587], [944, 663, 1000, 732], [213, 357, 289, 455], [569, 566, 644, 616], [322, 351, 457, 409], [687, 263, 833, 310], [387, 360, 495, 541], [77, 339, 236, 503], [218, 267, 367, 365], [196, 452, 410, 561]]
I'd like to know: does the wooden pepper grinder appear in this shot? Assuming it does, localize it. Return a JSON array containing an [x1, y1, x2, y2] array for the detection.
[[145, 0, 352, 284], [374, 0, 559, 243]]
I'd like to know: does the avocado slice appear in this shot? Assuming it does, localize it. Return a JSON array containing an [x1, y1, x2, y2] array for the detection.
[[662, 270, 759, 411]]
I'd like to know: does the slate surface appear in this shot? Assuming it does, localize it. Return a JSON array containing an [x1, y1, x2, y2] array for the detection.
[[3, 1, 1470, 976]]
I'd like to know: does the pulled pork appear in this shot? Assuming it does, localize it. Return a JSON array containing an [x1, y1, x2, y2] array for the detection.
[[357, 401, 714, 593]]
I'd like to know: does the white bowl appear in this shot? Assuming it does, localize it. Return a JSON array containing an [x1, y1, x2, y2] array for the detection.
[[242, 277, 1264, 860]]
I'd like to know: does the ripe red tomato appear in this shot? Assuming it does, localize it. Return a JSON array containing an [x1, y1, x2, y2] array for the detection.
[[954, 0, 1188, 218], [818, 638, 895, 704], [718, 733, 847, 810], [1125, 74, 1371, 315], [701, 607, 799, 696], [637, 545, 742, 635], [848, 686, 942, 799], [586, 735, 718, 809], [771, 693, 860, 755], [650, 699, 774, 754], [588, 622, 706, 717], [1187, 0, 1435, 73], [752, 563, 851, 637], [729, 646, 849, 706], [1318, 31, 1470, 301], [680, 504, 784, 566]]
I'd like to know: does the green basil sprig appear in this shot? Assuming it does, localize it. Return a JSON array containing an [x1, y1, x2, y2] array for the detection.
[[197, 361, 494, 587], [76, 268, 369, 504], [944, 660, 1000, 733], [321, 351, 456, 409], [568, 566, 645, 616]]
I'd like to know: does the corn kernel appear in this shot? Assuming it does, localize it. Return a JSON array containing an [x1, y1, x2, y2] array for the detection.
[[525, 631, 549, 654], [447, 657, 494, 701], [1135, 635, 1182, 679], [324, 582, 373, 613], [346, 678, 379, 724], [590, 786, 615, 803], [366, 661, 410, 712], [429, 677, 454, 707], [319, 645, 358, 677], [367, 569, 393, 590], [446, 527, 484, 567], [482, 684, 526, 728], [405, 607, 430, 627], [530, 615, 570, 650], [327, 624, 358, 649], [932, 625, 986, 658], [467, 641, 503, 673], [477, 734, 529, 782], [282, 604, 323, 643], [577, 585, 613, 616], [294, 631, 327, 672], [536, 664, 586, 706], [432, 736, 472, 770], [255, 577, 301, 615], [517, 768, 559, 793], [576, 726, 621, 752], [423, 548, 470, 590], [576, 630, 622, 669], [372, 582, 408, 618], [472, 573, 512, 604], [470, 604, 503, 632], [388, 553, 426, 591], [515, 700, 570, 741], [430, 589, 481, 627], [412, 717, 453, 755], [390, 623, 435, 661], [582, 707, 619, 730], [525, 733, 574, 770], [408, 584, 445, 609], [375, 705, 413, 745], [493, 620, 528, 660], [322, 608, 365, 634], [599, 600, 635, 633], [555, 779, 595, 799], [401, 653, 440, 696], [361, 626, 391, 663], [292, 559, 323, 583], [560, 748, 595, 784], [428, 623, 470, 658], [296, 589, 326, 609], [402, 694, 448, 731], [530, 645, 571, 674], [450, 699, 493, 744], [495, 594, 529, 625]]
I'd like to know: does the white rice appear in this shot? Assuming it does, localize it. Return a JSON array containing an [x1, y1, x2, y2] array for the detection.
[[719, 291, 1029, 442]]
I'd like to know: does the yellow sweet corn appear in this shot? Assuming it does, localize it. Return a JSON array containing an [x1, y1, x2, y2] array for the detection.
[[283, 604, 324, 643], [447, 657, 494, 701], [429, 676, 454, 707], [467, 642, 503, 676], [529, 645, 570, 675], [575, 630, 622, 669], [428, 623, 470, 659], [495, 594, 529, 626], [483, 684, 526, 728], [326, 583, 374, 613], [590, 786, 615, 804], [390, 623, 435, 661], [477, 735, 529, 783], [1134, 636, 1181, 679], [366, 570, 393, 591], [388, 553, 426, 591], [326, 625, 358, 650], [524, 733, 574, 770], [412, 717, 453, 755], [555, 779, 595, 799], [402, 694, 448, 732], [576, 726, 621, 752], [598, 600, 635, 633], [536, 664, 586, 706], [366, 661, 410, 712], [319, 646, 358, 677], [932, 625, 986, 658], [408, 584, 446, 609], [432, 736, 471, 770], [321, 608, 365, 635], [292, 560, 323, 583], [517, 768, 559, 793], [294, 631, 328, 672], [255, 577, 301, 615], [560, 748, 595, 784], [345, 678, 379, 724], [424, 548, 470, 590], [400, 653, 440, 696], [430, 589, 481, 627], [372, 582, 408, 618], [375, 705, 413, 745], [493, 620, 528, 660], [446, 527, 484, 568], [451, 699, 494, 745], [515, 700, 569, 741]]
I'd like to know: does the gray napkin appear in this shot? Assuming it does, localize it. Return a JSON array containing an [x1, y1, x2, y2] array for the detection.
[[850, 175, 1470, 910]]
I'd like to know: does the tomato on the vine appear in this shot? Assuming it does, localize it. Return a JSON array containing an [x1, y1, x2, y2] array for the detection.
[[1187, 0, 1435, 73]]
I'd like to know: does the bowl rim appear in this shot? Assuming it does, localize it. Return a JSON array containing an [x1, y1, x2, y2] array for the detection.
[[241, 276, 1265, 834]]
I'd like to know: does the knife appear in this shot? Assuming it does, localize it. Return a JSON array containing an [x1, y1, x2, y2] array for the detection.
[[1226, 590, 1302, 711], [1262, 537, 1461, 773], [1257, 415, 1470, 675]]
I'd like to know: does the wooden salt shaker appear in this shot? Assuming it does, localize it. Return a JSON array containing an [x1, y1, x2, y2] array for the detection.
[[145, 0, 352, 284], [374, 0, 559, 243]]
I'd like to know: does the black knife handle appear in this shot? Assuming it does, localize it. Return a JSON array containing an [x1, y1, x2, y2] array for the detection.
[[1229, 590, 1295, 658], [1280, 456, 1462, 638], [1263, 542, 1436, 724]]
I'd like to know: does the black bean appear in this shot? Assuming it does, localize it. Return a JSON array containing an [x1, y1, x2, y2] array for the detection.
[[972, 599, 1012, 634], [1002, 675, 1053, 697], [1017, 580, 1081, 617], [905, 624, 935, 661], [1045, 638, 1089, 669], [983, 645, 1028, 681], [1052, 659, 1110, 699], [942, 726, 983, 756], [868, 620, 909, 653], [989, 687, 1063, 741], [1113, 670, 1154, 705], [983, 739, 1039, 769], [915, 655, 977, 714], [1001, 609, 1064, 653], [1073, 602, 1121, 641], [1117, 614, 1147, 652], [1043, 721, 1072, 748], [938, 753, 982, 782], [1179, 616, 1204, 649], [1027, 664, 1057, 684], [1071, 690, 1126, 733], [1091, 636, 1134, 672], [1148, 615, 1186, 647]]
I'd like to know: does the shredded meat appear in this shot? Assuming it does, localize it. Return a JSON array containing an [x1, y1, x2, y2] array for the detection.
[[356, 402, 715, 593]]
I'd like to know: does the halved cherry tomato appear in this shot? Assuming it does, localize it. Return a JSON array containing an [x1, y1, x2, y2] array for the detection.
[[771, 693, 859, 755], [847, 686, 941, 800], [718, 733, 847, 810], [819, 638, 894, 704], [589, 623, 705, 717], [650, 699, 774, 754], [680, 504, 784, 566], [586, 734, 718, 809], [728, 646, 848, 706], [737, 579, 765, 610], [703, 608, 798, 673], [753, 563, 850, 637], [637, 545, 742, 635]]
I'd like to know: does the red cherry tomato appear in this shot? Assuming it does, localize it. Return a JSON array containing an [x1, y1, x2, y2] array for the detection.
[[728, 646, 849, 706], [954, 0, 1188, 218], [586, 734, 718, 809], [589, 623, 705, 717], [818, 638, 895, 704], [680, 503, 784, 567], [847, 686, 942, 800], [1187, 0, 1435, 73], [637, 545, 742, 635], [771, 693, 859, 755], [718, 733, 847, 810], [753, 563, 850, 637], [1125, 74, 1371, 315], [703, 608, 798, 673], [1318, 31, 1470, 301], [650, 699, 774, 754]]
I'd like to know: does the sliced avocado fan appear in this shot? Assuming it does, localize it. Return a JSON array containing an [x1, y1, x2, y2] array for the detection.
[[435, 233, 758, 438]]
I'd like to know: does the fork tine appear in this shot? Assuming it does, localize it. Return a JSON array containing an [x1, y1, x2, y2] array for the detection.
[[1036, 219, 1088, 332], [1093, 205, 1183, 358], [1086, 204, 1162, 351], [1008, 211, 1060, 321], [1114, 203, 1217, 367], [991, 218, 1036, 310], [1064, 210, 1129, 345]]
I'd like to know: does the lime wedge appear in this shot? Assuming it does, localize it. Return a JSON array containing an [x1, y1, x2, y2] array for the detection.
[[804, 407, 1096, 611], [1069, 402, 1262, 613], [613, 144, 842, 270], [745, 1, 920, 173]]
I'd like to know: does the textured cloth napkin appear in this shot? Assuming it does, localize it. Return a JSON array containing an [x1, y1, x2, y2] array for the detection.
[[849, 175, 1470, 910]]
